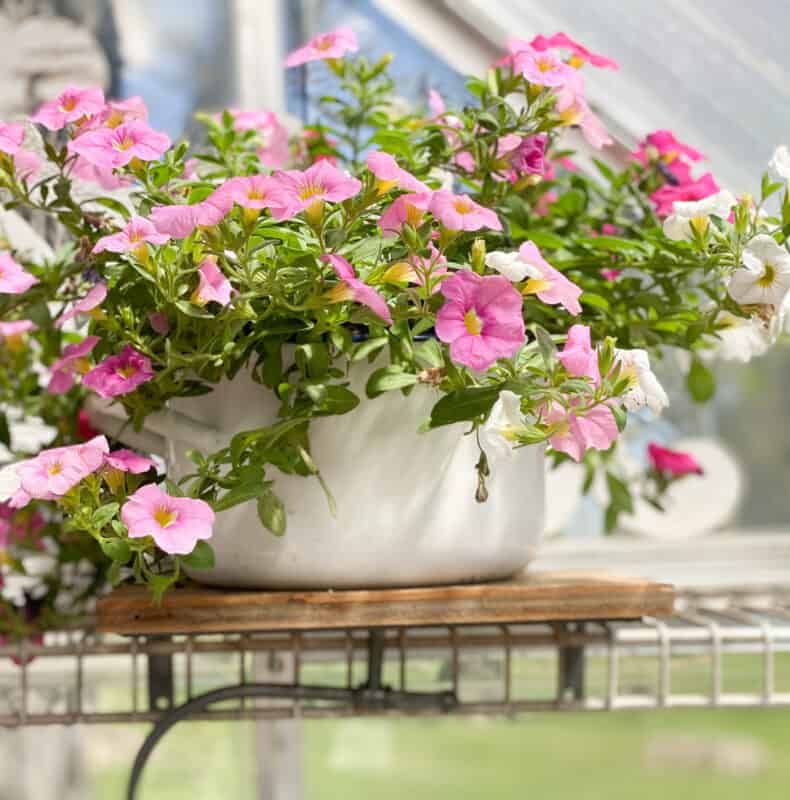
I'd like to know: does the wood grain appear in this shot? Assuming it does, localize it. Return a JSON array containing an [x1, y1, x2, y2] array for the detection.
[[96, 571, 675, 635]]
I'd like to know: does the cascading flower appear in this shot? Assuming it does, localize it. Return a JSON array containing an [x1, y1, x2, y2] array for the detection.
[[68, 156, 132, 190], [509, 43, 576, 87], [214, 175, 291, 218], [322, 254, 392, 323], [663, 190, 737, 241], [708, 311, 773, 362], [121, 484, 214, 555], [48, 336, 100, 394], [101, 448, 156, 492], [632, 130, 704, 183], [93, 217, 170, 256], [55, 283, 107, 329], [0, 252, 38, 294], [192, 258, 233, 307], [557, 325, 600, 384], [554, 72, 611, 149], [366, 151, 429, 194], [728, 234, 790, 306], [69, 121, 171, 168], [495, 133, 547, 180], [544, 402, 619, 462], [613, 349, 669, 415], [82, 346, 155, 398], [0, 122, 25, 154], [97, 96, 149, 128], [429, 190, 502, 232], [650, 173, 719, 217], [273, 160, 361, 220], [285, 26, 358, 67], [150, 191, 233, 238], [435, 270, 525, 371], [648, 443, 703, 476], [31, 86, 105, 130], [379, 192, 432, 234], [529, 32, 619, 70]]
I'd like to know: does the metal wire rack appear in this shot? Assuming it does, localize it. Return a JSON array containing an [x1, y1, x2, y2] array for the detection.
[[3, 587, 790, 730]]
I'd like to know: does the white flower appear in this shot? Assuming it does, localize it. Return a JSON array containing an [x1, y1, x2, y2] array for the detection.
[[663, 190, 736, 241], [481, 390, 525, 460], [614, 349, 669, 415], [708, 311, 774, 363], [0, 462, 21, 502], [728, 234, 790, 306], [484, 250, 541, 282], [428, 167, 454, 192], [769, 145, 790, 181]]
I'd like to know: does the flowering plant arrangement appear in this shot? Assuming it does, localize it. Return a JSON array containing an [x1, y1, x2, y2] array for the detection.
[[0, 27, 787, 633]]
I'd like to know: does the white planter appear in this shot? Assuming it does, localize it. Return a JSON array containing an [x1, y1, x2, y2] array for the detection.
[[88, 364, 545, 589]]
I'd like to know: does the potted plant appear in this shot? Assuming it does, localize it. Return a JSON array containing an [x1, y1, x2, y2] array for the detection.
[[1, 27, 787, 623]]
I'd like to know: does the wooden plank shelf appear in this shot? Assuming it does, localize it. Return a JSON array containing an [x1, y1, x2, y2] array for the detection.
[[96, 570, 675, 635]]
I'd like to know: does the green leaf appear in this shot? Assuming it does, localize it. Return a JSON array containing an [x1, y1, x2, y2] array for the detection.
[[415, 338, 444, 369], [257, 491, 287, 536], [175, 300, 213, 319], [312, 384, 360, 415], [149, 573, 177, 605], [365, 366, 418, 398], [351, 336, 388, 362], [92, 197, 131, 219], [99, 537, 131, 564], [214, 476, 270, 512], [580, 292, 610, 312], [534, 325, 556, 367], [687, 357, 716, 403], [182, 540, 215, 570], [579, 235, 650, 253], [295, 342, 329, 378], [519, 230, 566, 250], [429, 386, 500, 428], [0, 411, 9, 448], [92, 503, 120, 529], [606, 472, 633, 514]]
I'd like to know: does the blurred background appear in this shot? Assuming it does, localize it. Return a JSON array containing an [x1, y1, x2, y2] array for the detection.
[[1, 0, 790, 798]]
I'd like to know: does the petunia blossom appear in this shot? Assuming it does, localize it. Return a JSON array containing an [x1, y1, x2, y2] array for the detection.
[[55, 283, 107, 329], [379, 192, 432, 234], [104, 449, 155, 474], [496, 133, 547, 180], [0, 252, 38, 294], [322, 254, 392, 323], [554, 71, 611, 149], [481, 390, 526, 460], [728, 234, 790, 307], [285, 26, 358, 67], [557, 324, 600, 384], [93, 216, 170, 255], [650, 173, 719, 217], [69, 121, 170, 168], [529, 32, 619, 70], [632, 130, 704, 184], [429, 190, 502, 232], [769, 145, 790, 181], [366, 151, 429, 194], [435, 270, 525, 371], [31, 86, 105, 130], [98, 96, 149, 128], [613, 349, 669, 415], [273, 160, 361, 219], [192, 258, 233, 307], [214, 175, 291, 217], [544, 402, 618, 462], [9, 149, 42, 180], [226, 109, 290, 169], [150, 191, 234, 238], [82, 346, 155, 398], [663, 190, 736, 241], [0, 319, 36, 340], [68, 156, 133, 190], [121, 483, 214, 555], [510, 43, 576, 87], [647, 443, 703, 477], [709, 311, 773, 363], [48, 336, 100, 394], [0, 122, 25, 154]]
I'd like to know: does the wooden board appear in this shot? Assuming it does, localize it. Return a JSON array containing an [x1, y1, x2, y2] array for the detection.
[[96, 571, 675, 635]]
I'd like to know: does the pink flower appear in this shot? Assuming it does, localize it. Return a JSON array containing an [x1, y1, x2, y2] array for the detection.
[[285, 26, 358, 67], [104, 449, 155, 474], [55, 283, 107, 329], [227, 109, 290, 169], [69, 121, 170, 168], [274, 160, 361, 218], [557, 324, 600, 384], [0, 319, 36, 339], [530, 33, 619, 70], [150, 191, 233, 238], [379, 192, 433, 234], [601, 269, 621, 281], [93, 216, 170, 255], [632, 130, 704, 184], [16, 437, 108, 500], [99, 96, 149, 128], [545, 402, 619, 462], [68, 156, 132, 189], [31, 86, 105, 130], [510, 44, 576, 87], [517, 241, 582, 315], [429, 190, 502, 232], [48, 336, 100, 394], [497, 133, 547, 178], [192, 258, 233, 307], [428, 89, 446, 116], [322, 254, 392, 323], [121, 483, 214, 555], [650, 173, 719, 217], [82, 346, 155, 398], [366, 151, 429, 193], [554, 72, 611, 149], [0, 122, 25, 154], [0, 252, 38, 294], [436, 270, 525, 371], [10, 149, 41, 180], [148, 312, 170, 335], [214, 175, 291, 216], [647, 443, 703, 476]]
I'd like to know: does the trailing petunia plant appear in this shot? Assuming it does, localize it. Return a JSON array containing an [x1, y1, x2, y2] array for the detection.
[[1, 27, 789, 631]]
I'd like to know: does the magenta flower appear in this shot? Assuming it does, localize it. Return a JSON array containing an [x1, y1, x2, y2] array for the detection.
[[516, 242, 582, 315], [16, 438, 108, 500], [31, 86, 105, 130], [150, 191, 233, 238], [82, 346, 155, 398], [55, 283, 107, 329], [647, 443, 703, 477], [529, 33, 619, 70], [148, 312, 170, 335], [379, 192, 432, 234], [0, 319, 36, 339], [557, 324, 600, 384], [274, 160, 361, 218], [48, 336, 100, 394], [285, 26, 358, 67], [651, 172, 719, 217], [435, 270, 525, 371], [631, 130, 704, 184], [366, 151, 428, 194], [214, 175, 291, 216], [510, 45, 576, 87], [0, 122, 25, 154], [0, 252, 38, 294], [69, 121, 170, 169], [93, 216, 170, 255], [545, 402, 618, 462], [322, 254, 392, 323], [121, 484, 214, 555], [104, 449, 155, 474], [429, 191, 502, 232], [496, 133, 547, 179], [192, 259, 233, 307]]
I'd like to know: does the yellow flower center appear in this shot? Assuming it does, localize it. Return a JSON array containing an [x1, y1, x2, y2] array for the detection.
[[464, 308, 483, 336], [153, 506, 178, 528], [537, 57, 554, 73], [106, 110, 124, 128], [661, 150, 679, 164], [59, 97, 78, 112], [113, 136, 135, 152], [315, 36, 334, 51], [376, 178, 399, 195], [522, 277, 552, 296], [405, 202, 424, 227], [689, 215, 709, 236], [567, 54, 585, 69], [116, 366, 137, 380], [758, 264, 777, 288], [47, 461, 63, 476], [453, 198, 474, 215], [298, 183, 324, 201], [247, 189, 265, 200]]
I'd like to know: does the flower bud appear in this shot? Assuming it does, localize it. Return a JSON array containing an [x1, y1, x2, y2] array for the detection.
[[471, 238, 486, 273]]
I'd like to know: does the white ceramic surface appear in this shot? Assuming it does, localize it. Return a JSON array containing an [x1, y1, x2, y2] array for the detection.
[[90, 364, 545, 589]]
